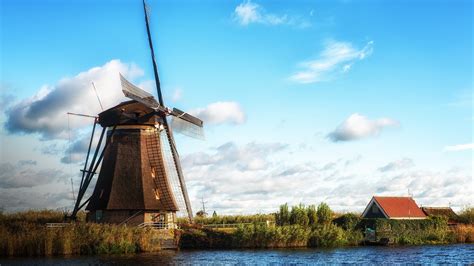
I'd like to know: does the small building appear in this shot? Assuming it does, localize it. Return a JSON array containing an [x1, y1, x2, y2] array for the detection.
[[361, 196, 427, 219], [422, 207, 458, 225]]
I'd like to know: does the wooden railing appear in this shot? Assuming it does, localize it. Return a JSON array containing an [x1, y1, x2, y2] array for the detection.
[[46, 223, 70, 228], [137, 222, 178, 229], [202, 221, 273, 229]]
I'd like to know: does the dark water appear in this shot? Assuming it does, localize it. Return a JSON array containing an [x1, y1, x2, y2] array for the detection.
[[1, 244, 473, 265]]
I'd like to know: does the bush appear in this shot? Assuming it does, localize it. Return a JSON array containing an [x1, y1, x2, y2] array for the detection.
[[308, 223, 347, 247], [449, 224, 474, 243], [275, 203, 290, 226], [458, 207, 474, 224], [317, 203, 332, 224], [290, 204, 309, 227], [193, 214, 274, 226], [333, 213, 361, 230], [307, 205, 318, 225]]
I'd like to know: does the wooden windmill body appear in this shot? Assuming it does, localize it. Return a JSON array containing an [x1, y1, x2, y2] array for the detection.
[[85, 101, 178, 225], [68, 1, 203, 226]]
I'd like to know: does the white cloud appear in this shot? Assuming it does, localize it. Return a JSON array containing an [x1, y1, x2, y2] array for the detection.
[[0, 161, 67, 189], [378, 158, 415, 172], [444, 143, 474, 151], [233, 1, 309, 27], [4, 59, 146, 140], [234, 1, 261, 25], [375, 168, 473, 209], [289, 40, 374, 84], [191, 101, 246, 125], [0, 188, 74, 212], [328, 113, 399, 142], [182, 140, 473, 214]]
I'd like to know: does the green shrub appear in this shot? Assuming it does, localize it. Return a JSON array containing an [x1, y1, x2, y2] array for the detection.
[[333, 213, 361, 230], [309, 223, 347, 247], [458, 207, 474, 224], [317, 202, 332, 224], [290, 204, 309, 227], [275, 203, 290, 226]]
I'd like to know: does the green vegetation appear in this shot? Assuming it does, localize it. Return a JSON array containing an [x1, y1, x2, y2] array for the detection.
[[358, 216, 453, 245], [458, 207, 474, 224], [1, 204, 473, 256], [190, 213, 275, 225], [180, 203, 473, 249], [0, 210, 173, 256]]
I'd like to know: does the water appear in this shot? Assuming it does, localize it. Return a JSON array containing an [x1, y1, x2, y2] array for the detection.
[[1, 244, 473, 265]]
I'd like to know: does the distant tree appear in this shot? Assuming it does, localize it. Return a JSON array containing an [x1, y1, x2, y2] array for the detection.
[[317, 202, 332, 224], [196, 210, 207, 218], [276, 203, 290, 226], [458, 207, 474, 224], [290, 204, 309, 226], [307, 205, 318, 225], [212, 211, 217, 218]]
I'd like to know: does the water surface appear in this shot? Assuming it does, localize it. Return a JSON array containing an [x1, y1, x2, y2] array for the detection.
[[2, 244, 473, 265]]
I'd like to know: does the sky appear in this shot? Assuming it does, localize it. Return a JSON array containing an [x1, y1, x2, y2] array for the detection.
[[0, 0, 472, 215]]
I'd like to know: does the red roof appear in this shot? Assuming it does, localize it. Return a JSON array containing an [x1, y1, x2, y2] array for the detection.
[[374, 196, 426, 218]]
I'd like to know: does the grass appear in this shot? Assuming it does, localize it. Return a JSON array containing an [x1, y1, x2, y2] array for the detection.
[[0, 211, 174, 256], [1, 206, 472, 256]]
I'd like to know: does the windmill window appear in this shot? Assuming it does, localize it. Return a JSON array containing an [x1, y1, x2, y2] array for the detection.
[[151, 167, 156, 178], [99, 189, 104, 198], [153, 189, 160, 200]]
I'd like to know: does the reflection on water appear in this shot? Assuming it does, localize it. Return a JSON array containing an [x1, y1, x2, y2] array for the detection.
[[1, 244, 473, 265]]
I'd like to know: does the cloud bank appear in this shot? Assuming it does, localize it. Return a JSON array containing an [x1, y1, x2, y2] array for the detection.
[[191, 101, 246, 125], [4, 60, 144, 140], [181, 142, 472, 214], [289, 40, 374, 84], [328, 113, 399, 142], [0, 161, 67, 189], [378, 158, 415, 172]]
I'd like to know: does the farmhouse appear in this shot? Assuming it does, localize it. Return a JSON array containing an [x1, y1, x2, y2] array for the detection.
[[361, 196, 427, 219], [422, 207, 459, 225]]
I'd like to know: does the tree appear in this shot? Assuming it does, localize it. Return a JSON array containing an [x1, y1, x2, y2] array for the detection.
[[458, 207, 474, 224], [307, 205, 318, 225], [317, 202, 332, 224], [196, 210, 207, 218], [276, 203, 290, 226], [290, 204, 309, 226]]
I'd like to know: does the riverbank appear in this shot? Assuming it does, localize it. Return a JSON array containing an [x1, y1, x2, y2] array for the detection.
[[1, 208, 472, 256], [179, 220, 473, 249], [0, 210, 174, 256]]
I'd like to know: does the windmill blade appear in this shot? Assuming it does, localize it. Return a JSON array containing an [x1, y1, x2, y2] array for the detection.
[[159, 130, 190, 218], [162, 126, 194, 221], [120, 73, 160, 109], [170, 108, 204, 140], [171, 117, 205, 140], [171, 108, 203, 127]]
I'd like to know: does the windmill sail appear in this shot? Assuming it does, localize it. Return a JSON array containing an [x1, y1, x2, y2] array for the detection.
[[120, 74, 160, 109], [171, 108, 204, 140], [159, 130, 189, 218], [171, 116, 205, 140]]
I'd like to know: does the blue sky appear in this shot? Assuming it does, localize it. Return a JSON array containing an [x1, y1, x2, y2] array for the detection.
[[0, 0, 472, 214]]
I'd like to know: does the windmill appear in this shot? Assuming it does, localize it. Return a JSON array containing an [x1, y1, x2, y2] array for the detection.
[[67, 0, 203, 225]]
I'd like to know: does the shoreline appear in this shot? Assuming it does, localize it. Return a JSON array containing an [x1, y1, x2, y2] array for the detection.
[[1, 210, 472, 257]]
